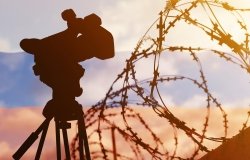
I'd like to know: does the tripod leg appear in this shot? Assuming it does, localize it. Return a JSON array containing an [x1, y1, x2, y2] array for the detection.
[[77, 121, 84, 160], [35, 121, 50, 160], [55, 120, 61, 160], [62, 127, 71, 160], [13, 118, 52, 160], [78, 116, 91, 160]]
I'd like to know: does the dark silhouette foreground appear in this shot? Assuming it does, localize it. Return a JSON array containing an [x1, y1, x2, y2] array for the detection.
[[20, 9, 114, 119], [13, 9, 114, 160]]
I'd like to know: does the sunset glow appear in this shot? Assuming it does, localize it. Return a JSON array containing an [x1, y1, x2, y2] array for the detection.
[[1, 0, 250, 159]]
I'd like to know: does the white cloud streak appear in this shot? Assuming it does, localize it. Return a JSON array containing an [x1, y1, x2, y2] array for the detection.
[[0, 38, 11, 52], [99, 0, 165, 52]]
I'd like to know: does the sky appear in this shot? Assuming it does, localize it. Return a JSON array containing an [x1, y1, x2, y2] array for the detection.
[[0, 0, 166, 107], [1, 106, 250, 159], [0, 0, 249, 108], [0, 0, 165, 52], [1, 0, 250, 159]]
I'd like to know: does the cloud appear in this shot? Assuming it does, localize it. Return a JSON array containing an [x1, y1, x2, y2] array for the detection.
[[0, 0, 165, 52], [0, 38, 11, 52], [0, 53, 26, 95], [78, 52, 129, 105], [1, 49, 249, 108], [77, 50, 179, 106], [223, 97, 250, 108], [151, 51, 250, 108], [0, 107, 69, 159], [181, 94, 208, 108], [1, 1, 250, 108], [1, 106, 250, 159], [0, 52, 26, 71], [0, 142, 12, 158], [99, 0, 165, 52]]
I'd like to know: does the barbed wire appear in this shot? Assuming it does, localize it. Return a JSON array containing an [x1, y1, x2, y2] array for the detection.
[[71, 1, 250, 159]]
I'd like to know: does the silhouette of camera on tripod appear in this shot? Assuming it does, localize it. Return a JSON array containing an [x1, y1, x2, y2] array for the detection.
[[13, 9, 114, 160]]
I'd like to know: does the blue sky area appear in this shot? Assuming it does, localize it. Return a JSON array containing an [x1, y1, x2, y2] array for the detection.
[[0, 50, 250, 108], [0, 52, 45, 106]]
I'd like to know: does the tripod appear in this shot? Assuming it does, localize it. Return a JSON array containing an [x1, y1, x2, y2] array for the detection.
[[12, 108, 91, 160]]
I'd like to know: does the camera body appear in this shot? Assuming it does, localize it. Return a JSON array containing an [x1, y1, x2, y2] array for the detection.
[[21, 9, 114, 62], [20, 9, 114, 92]]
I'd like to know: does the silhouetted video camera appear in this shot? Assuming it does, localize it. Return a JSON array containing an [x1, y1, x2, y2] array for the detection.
[[21, 9, 114, 61], [20, 9, 114, 120]]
